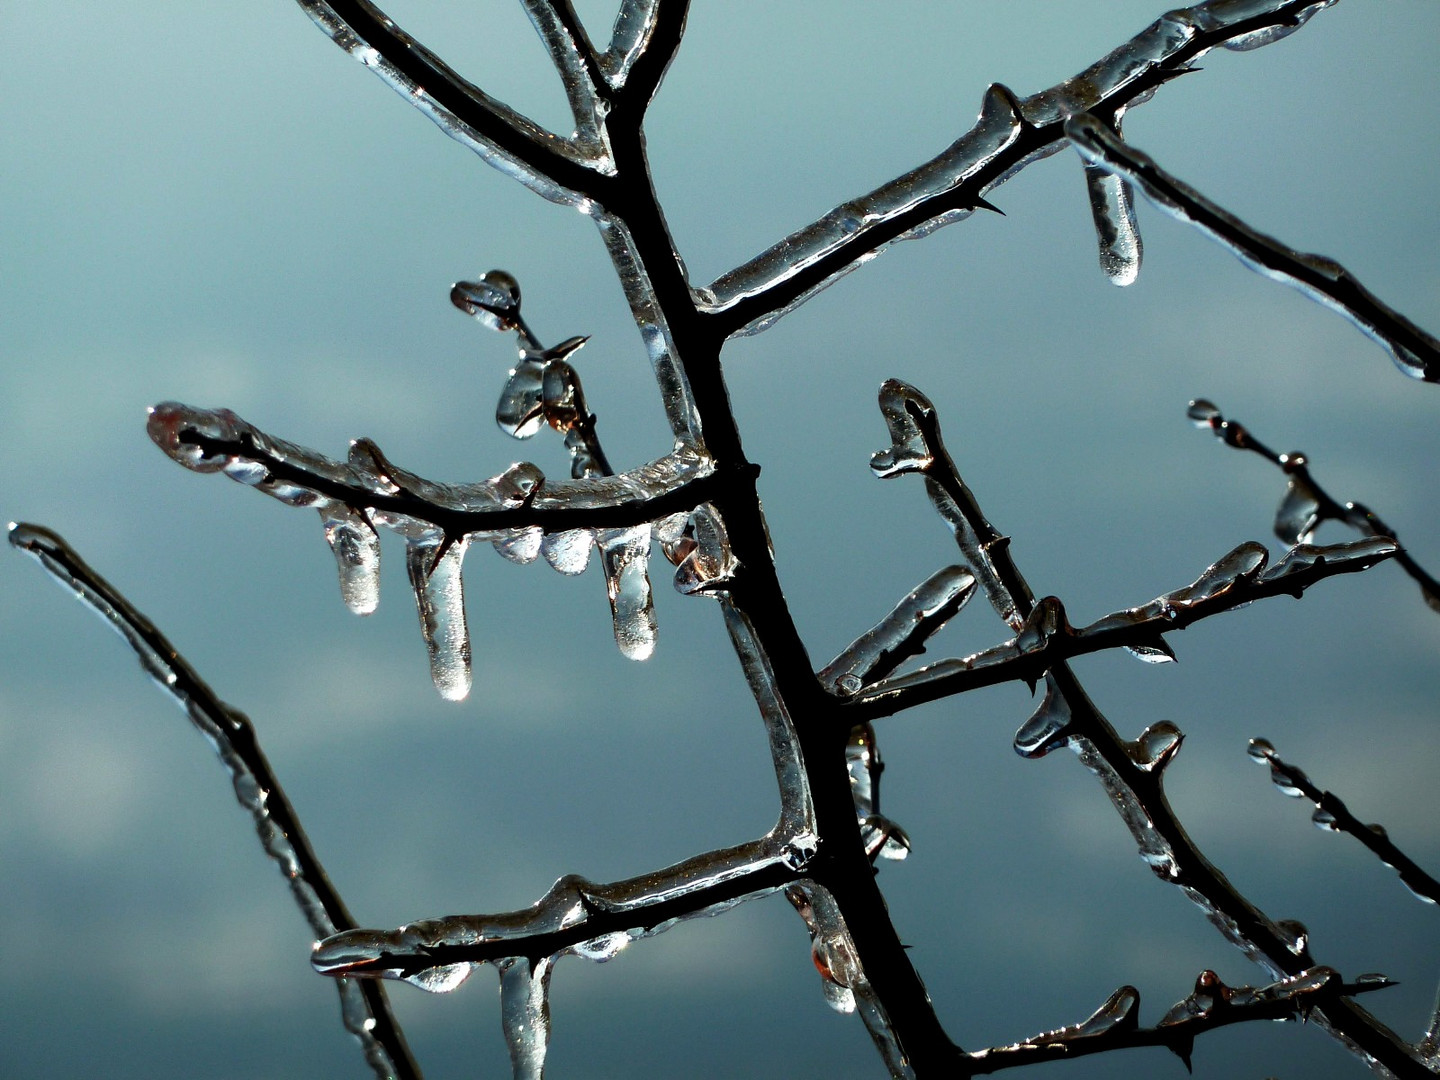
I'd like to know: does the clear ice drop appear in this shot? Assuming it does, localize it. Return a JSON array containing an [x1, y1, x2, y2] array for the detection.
[[322, 506, 382, 615], [498, 955, 554, 1080], [597, 524, 657, 660], [405, 534, 473, 700]]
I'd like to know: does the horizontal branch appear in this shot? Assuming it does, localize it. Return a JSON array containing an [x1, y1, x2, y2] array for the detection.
[[7, 523, 419, 1080], [296, 0, 611, 200], [1067, 113, 1440, 382], [311, 836, 805, 985], [853, 536, 1398, 721], [1249, 738, 1440, 907], [701, 0, 1343, 336], [147, 401, 729, 536], [967, 968, 1397, 1075], [1190, 399, 1440, 611]]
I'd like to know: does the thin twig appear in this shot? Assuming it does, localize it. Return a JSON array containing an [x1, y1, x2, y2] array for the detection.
[[1249, 738, 1440, 907], [1066, 113, 1440, 382], [8, 523, 421, 1080]]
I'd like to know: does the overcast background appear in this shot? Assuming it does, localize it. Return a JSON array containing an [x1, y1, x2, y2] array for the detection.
[[3, 3, 1439, 1078]]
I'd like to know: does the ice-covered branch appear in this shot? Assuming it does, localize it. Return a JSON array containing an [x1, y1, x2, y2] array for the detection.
[[7, 523, 420, 1080], [602, 0, 687, 108], [520, 0, 607, 150], [854, 536, 1398, 720], [1067, 113, 1440, 382], [967, 968, 1395, 1075], [1190, 399, 1440, 611], [701, 0, 1344, 336], [1249, 738, 1440, 907], [865, 381, 1427, 1076], [310, 839, 804, 987], [295, 0, 612, 200]]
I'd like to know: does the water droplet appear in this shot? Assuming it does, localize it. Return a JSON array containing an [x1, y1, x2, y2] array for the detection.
[[572, 931, 631, 962], [1126, 720, 1183, 773], [1073, 985, 1140, 1037], [1016, 596, 1071, 653], [496, 358, 548, 439], [1312, 807, 1339, 831], [1186, 398, 1221, 427], [541, 529, 593, 575], [404, 962, 473, 994], [493, 526, 542, 565], [1014, 673, 1072, 759], [1354, 972, 1394, 988], [673, 504, 739, 596], [1247, 737, 1276, 764], [1276, 918, 1311, 959], [1275, 475, 1323, 544], [1125, 639, 1176, 664], [1270, 762, 1305, 798], [321, 506, 381, 615], [451, 269, 521, 332], [405, 535, 472, 701]]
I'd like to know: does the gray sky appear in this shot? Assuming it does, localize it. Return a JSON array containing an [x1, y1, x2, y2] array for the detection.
[[3, 3, 1438, 1077]]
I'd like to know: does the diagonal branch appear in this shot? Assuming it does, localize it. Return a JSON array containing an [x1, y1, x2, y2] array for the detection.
[[603, 0, 689, 108], [295, 0, 611, 200], [8, 523, 422, 1080], [1189, 399, 1440, 611], [1249, 738, 1440, 907], [853, 536, 1398, 720], [1066, 113, 1440, 382], [866, 379, 1429, 1077], [700, 0, 1346, 337], [520, 0, 608, 151]]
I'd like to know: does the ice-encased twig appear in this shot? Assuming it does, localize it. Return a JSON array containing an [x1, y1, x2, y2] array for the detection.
[[1248, 738, 1440, 906], [701, 0, 1343, 336], [855, 536, 1398, 720], [310, 837, 805, 986], [1081, 114, 1143, 286], [1067, 113, 1440, 382], [295, 0, 612, 203], [819, 566, 976, 696], [520, 0, 607, 154], [864, 385, 1426, 1075], [7, 523, 419, 1080], [966, 968, 1394, 1075], [1189, 399, 1440, 612]]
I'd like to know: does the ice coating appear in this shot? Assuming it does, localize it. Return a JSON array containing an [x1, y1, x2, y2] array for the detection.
[[1014, 674, 1074, 759], [1124, 720, 1184, 774], [8, 524, 415, 1077], [1274, 472, 1323, 544], [1260, 537, 1398, 585], [846, 725, 911, 863], [671, 502, 739, 596], [497, 955, 554, 1080], [1067, 111, 1440, 381], [322, 505, 382, 615], [820, 566, 976, 694], [540, 528, 593, 574], [493, 526, 544, 565], [405, 534, 473, 700], [596, 524, 657, 659]]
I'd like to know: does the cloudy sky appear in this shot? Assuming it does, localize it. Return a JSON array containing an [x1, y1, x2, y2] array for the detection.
[[3, 3, 1438, 1077]]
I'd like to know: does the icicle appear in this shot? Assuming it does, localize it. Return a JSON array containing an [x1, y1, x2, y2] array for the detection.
[[405, 534, 473, 700], [1081, 114, 1143, 286], [596, 524, 657, 659], [785, 883, 862, 1014], [1014, 673, 1073, 759], [541, 528, 593, 575], [321, 506, 382, 615], [498, 955, 554, 1080]]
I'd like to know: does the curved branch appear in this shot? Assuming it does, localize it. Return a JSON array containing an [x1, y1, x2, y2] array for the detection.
[[1067, 114, 1440, 382], [296, 0, 611, 200], [8, 524, 421, 1080], [701, 0, 1344, 337]]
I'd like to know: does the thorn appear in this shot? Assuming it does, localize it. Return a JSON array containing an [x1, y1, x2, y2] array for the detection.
[[973, 196, 1005, 217]]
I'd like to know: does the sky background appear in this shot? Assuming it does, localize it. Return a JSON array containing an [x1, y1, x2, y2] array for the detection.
[[3, 2, 1439, 1077]]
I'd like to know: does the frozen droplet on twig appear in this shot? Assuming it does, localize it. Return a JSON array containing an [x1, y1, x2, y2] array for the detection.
[[1222, 4, 1332, 51], [1276, 918, 1311, 960], [497, 358, 548, 439], [1247, 737, 1276, 764], [860, 814, 911, 862], [1125, 720, 1183, 773], [1186, 398, 1221, 428], [1072, 985, 1140, 1037], [597, 525, 657, 660], [498, 955, 553, 1080], [321, 505, 381, 615], [1014, 673, 1072, 759], [493, 526, 543, 565], [451, 269, 522, 333], [1261, 536, 1398, 585], [405, 534, 473, 700], [1275, 473, 1323, 544], [404, 962, 473, 994], [1312, 807, 1339, 831], [1166, 541, 1268, 609], [541, 528, 593, 575], [673, 503, 738, 596], [786, 883, 862, 1015]]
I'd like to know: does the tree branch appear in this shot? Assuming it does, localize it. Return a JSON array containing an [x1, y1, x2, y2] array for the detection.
[[854, 536, 1398, 721], [1249, 738, 1440, 907], [7, 523, 421, 1080], [1066, 113, 1440, 382], [700, 0, 1345, 337], [1189, 399, 1440, 611]]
